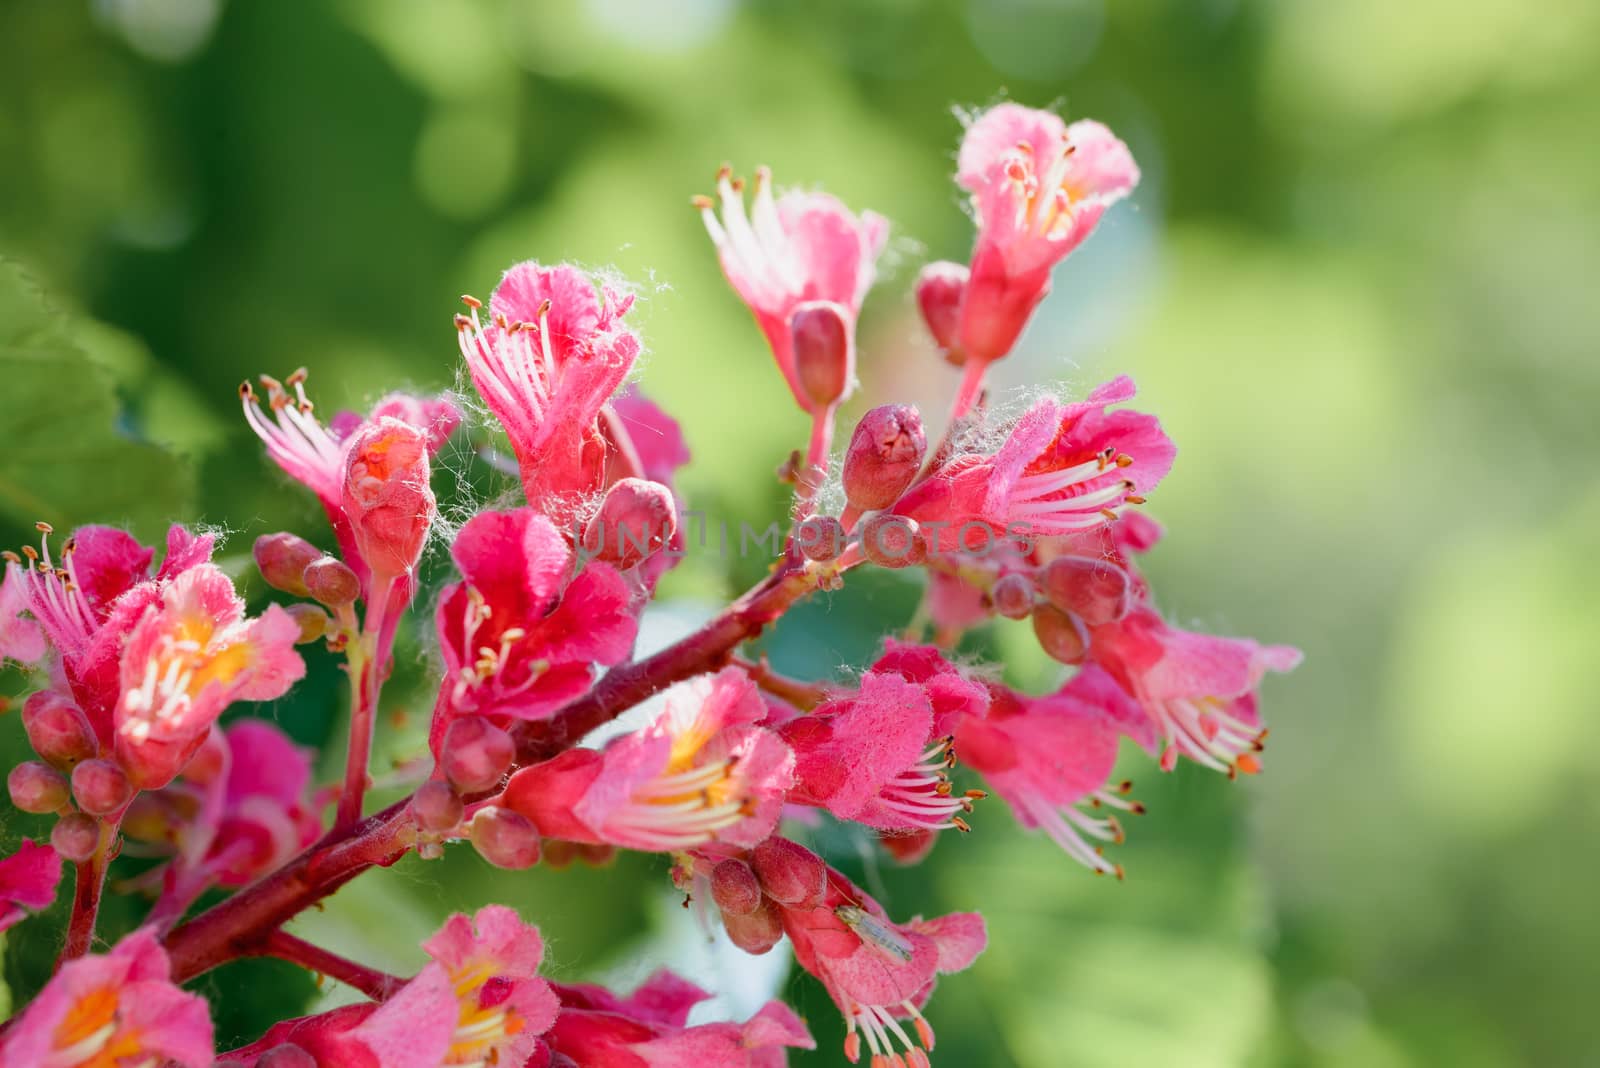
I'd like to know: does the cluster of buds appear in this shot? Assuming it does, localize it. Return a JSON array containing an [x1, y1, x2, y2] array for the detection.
[[0, 100, 1298, 1067]]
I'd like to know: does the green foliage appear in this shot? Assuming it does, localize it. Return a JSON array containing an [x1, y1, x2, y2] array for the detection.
[[2, 0, 1597, 1062], [0, 260, 193, 540]]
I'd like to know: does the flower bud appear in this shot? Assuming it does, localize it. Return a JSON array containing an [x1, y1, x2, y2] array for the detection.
[[723, 898, 785, 955], [582, 478, 676, 570], [441, 716, 515, 794], [795, 515, 845, 563], [8, 761, 70, 814], [284, 603, 330, 644], [991, 572, 1036, 621], [303, 556, 361, 608], [52, 812, 100, 862], [1033, 603, 1090, 665], [341, 417, 435, 580], [257, 1046, 318, 1068], [21, 690, 97, 768], [412, 780, 464, 834], [253, 532, 321, 598], [790, 300, 854, 411], [710, 858, 764, 916], [842, 405, 926, 511], [469, 807, 541, 870], [71, 758, 133, 816], [1039, 556, 1133, 626], [916, 260, 969, 357], [749, 837, 826, 908], [860, 514, 926, 569]]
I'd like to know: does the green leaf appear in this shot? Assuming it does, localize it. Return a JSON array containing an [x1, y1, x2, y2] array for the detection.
[[0, 258, 193, 540]]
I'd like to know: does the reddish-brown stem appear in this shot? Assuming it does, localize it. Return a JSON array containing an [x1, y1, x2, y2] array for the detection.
[[512, 560, 818, 762], [794, 406, 835, 519], [161, 558, 822, 983], [261, 930, 407, 1001], [60, 828, 115, 963], [163, 800, 414, 984], [731, 654, 839, 711], [336, 576, 395, 829]]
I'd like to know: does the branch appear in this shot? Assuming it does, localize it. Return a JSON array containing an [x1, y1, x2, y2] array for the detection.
[[512, 560, 818, 762], [162, 800, 414, 984], [261, 930, 407, 1001], [161, 557, 823, 983]]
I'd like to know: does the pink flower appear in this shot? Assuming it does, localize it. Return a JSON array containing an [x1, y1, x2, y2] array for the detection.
[[0, 927, 213, 1068], [16, 525, 158, 670], [456, 263, 640, 516], [545, 971, 812, 1068], [0, 558, 45, 665], [0, 840, 63, 933], [504, 668, 794, 852], [896, 376, 1174, 547], [434, 508, 637, 729], [956, 672, 1145, 875], [779, 646, 990, 836], [222, 907, 558, 1068], [241, 371, 458, 574], [698, 167, 888, 415], [124, 719, 322, 892], [341, 417, 436, 583], [603, 386, 692, 490], [14, 524, 220, 751], [1089, 605, 1302, 775], [115, 563, 305, 789], [952, 104, 1139, 364], [410, 905, 560, 1068], [772, 853, 986, 1067]]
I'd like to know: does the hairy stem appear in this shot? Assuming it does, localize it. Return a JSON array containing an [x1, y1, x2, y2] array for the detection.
[[794, 406, 835, 518], [163, 800, 414, 984], [731, 654, 838, 711], [161, 559, 822, 982], [261, 930, 407, 1001], [336, 576, 395, 830], [59, 819, 121, 964], [512, 559, 818, 762]]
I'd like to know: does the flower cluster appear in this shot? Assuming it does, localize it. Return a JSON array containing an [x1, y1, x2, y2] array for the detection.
[[0, 101, 1297, 1066]]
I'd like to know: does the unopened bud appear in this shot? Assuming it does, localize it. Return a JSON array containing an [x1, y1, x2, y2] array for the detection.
[[916, 260, 969, 356], [795, 515, 845, 563], [441, 716, 515, 794], [412, 780, 464, 834], [253, 532, 321, 598], [860, 514, 926, 569], [790, 301, 854, 411], [8, 761, 69, 814], [341, 417, 435, 580], [710, 858, 764, 916], [749, 836, 826, 908], [303, 556, 361, 608], [1039, 556, 1133, 626], [71, 758, 132, 815], [469, 807, 541, 869], [582, 478, 676, 570], [284, 603, 330, 644], [52, 812, 100, 862], [21, 690, 96, 768], [1033, 603, 1090, 665], [257, 1046, 318, 1068], [991, 572, 1036, 620], [723, 898, 785, 955], [843, 405, 926, 511]]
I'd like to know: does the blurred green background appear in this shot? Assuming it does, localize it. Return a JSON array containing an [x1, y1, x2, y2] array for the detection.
[[3, 0, 1598, 1064]]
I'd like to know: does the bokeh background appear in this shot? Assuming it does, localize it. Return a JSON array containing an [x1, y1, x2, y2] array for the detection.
[[3, 0, 1598, 1064]]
